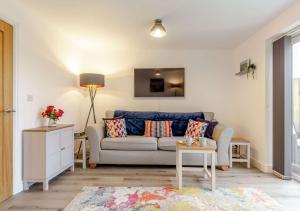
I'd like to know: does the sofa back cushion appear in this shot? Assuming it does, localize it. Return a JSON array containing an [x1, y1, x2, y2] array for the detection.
[[113, 110, 205, 136]]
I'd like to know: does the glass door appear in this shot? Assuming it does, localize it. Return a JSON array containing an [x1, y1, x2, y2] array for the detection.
[[292, 35, 300, 180]]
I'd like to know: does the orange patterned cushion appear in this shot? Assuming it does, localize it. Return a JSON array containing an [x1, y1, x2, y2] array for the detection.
[[185, 119, 208, 138], [144, 120, 173, 137], [104, 118, 127, 138]]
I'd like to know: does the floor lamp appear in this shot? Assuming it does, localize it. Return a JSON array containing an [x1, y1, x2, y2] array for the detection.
[[80, 73, 105, 129], [78, 73, 105, 157]]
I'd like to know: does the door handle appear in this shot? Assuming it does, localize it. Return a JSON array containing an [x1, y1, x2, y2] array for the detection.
[[1, 108, 16, 113]]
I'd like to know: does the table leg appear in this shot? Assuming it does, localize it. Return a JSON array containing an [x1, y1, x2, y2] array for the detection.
[[211, 151, 216, 191], [204, 153, 207, 179], [82, 139, 86, 169], [176, 149, 179, 187], [229, 143, 232, 168], [247, 143, 250, 168], [176, 150, 182, 189]]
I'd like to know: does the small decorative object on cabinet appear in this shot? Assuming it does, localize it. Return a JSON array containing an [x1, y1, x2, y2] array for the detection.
[[23, 124, 74, 191], [235, 59, 256, 79], [230, 138, 251, 168], [41, 105, 64, 127]]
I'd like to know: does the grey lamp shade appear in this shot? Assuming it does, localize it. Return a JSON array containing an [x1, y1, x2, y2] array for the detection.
[[80, 73, 105, 88]]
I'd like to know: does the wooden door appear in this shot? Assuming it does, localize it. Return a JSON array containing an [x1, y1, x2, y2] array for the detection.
[[0, 19, 13, 203]]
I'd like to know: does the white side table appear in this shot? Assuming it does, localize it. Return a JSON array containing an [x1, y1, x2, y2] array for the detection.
[[74, 135, 87, 169], [176, 141, 217, 191], [230, 138, 250, 168]]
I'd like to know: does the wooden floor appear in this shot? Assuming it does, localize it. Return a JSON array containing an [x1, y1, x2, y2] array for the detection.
[[1, 164, 300, 211]]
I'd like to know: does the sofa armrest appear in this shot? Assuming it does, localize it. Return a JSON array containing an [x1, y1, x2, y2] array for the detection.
[[212, 124, 234, 166], [85, 124, 104, 164]]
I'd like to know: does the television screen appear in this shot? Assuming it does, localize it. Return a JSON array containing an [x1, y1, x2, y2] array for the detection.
[[150, 79, 164, 92], [134, 68, 185, 97]]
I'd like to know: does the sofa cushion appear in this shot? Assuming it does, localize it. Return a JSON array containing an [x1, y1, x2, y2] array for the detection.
[[103, 117, 127, 138], [158, 136, 185, 151], [195, 118, 219, 138], [101, 136, 157, 151], [144, 120, 173, 137], [185, 119, 208, 138], [114, 110, 205, 136]]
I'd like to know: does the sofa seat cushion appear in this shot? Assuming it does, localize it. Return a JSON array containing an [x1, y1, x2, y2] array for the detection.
[[158, 136, 185, 151], [101, 136, 157, 151]]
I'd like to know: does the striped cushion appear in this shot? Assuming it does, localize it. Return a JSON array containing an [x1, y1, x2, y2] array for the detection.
[[185, 119, 208, 138], [144, 120, 173, 138]]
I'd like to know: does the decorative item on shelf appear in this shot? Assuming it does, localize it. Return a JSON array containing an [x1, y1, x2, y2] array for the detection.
[[41, 105, 64, 127], [236, 59, 256, 79]]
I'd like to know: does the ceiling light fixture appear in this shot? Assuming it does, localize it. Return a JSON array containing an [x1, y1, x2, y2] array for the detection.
[[150, 19, 166, 38]]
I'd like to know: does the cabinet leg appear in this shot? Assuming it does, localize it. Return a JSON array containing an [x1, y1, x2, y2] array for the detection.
[[71, 164, 75, 172], [23, 182, 29, 191], [43, 180, 49, 191]]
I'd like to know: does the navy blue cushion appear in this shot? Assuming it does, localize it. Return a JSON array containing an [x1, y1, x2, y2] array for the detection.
[[114, 110, 204, 136], [114, 110, 158, 135]]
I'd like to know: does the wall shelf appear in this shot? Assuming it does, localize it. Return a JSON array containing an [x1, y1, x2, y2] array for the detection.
[[236, 59, 256, 79], [235, 70, 250, 76]]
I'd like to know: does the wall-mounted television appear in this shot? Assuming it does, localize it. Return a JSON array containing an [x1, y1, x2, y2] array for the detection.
[[134, 68, 185, 97]]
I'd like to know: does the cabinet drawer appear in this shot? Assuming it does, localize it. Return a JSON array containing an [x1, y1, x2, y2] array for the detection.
[[46, 132, 60, 157], [61, 147, 73, 169], [60, 128, 73, 149], [46, 152, 60, 178]]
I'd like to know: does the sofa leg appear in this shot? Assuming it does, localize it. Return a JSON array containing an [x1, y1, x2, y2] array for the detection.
[[89, 163, 97, 169], [218, 165, 229, 171]]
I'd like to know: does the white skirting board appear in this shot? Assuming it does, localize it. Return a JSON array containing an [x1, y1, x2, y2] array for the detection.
[[250, 157, 272, 173]]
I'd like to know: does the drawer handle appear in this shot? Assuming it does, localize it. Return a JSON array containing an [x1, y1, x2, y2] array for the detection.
[[61, 147, 66, 151]]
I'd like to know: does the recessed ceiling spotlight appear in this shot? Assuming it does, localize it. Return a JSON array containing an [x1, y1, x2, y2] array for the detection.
[[150, 19, 166, 38]]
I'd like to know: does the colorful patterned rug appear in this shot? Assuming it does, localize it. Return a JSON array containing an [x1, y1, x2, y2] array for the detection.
[[64, 186, 286, 211]]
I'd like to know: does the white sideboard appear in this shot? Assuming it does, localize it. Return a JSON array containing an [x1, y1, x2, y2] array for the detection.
[[23, 124, 74, 191]]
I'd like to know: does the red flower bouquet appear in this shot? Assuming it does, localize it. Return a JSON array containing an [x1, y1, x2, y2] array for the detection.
[[41, 105, 64, 127]]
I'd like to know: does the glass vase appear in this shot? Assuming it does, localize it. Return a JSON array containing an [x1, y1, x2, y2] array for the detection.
[[48, 119, 57, 127]]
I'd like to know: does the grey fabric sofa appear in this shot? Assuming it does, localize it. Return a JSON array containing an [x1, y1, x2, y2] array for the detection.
[[86, 110, 234, 168]]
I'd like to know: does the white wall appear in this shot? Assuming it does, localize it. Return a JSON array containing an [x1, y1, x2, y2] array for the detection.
[[79, 50, 237, 129], [0, 0, 82, 194], [233, 1, 300, 172]]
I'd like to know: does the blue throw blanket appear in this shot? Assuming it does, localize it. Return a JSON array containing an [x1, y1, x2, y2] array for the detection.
[[114, 110, 204, 136]]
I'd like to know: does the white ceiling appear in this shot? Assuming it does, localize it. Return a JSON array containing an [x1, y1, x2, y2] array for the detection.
[[18, 0, 296, 50]]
